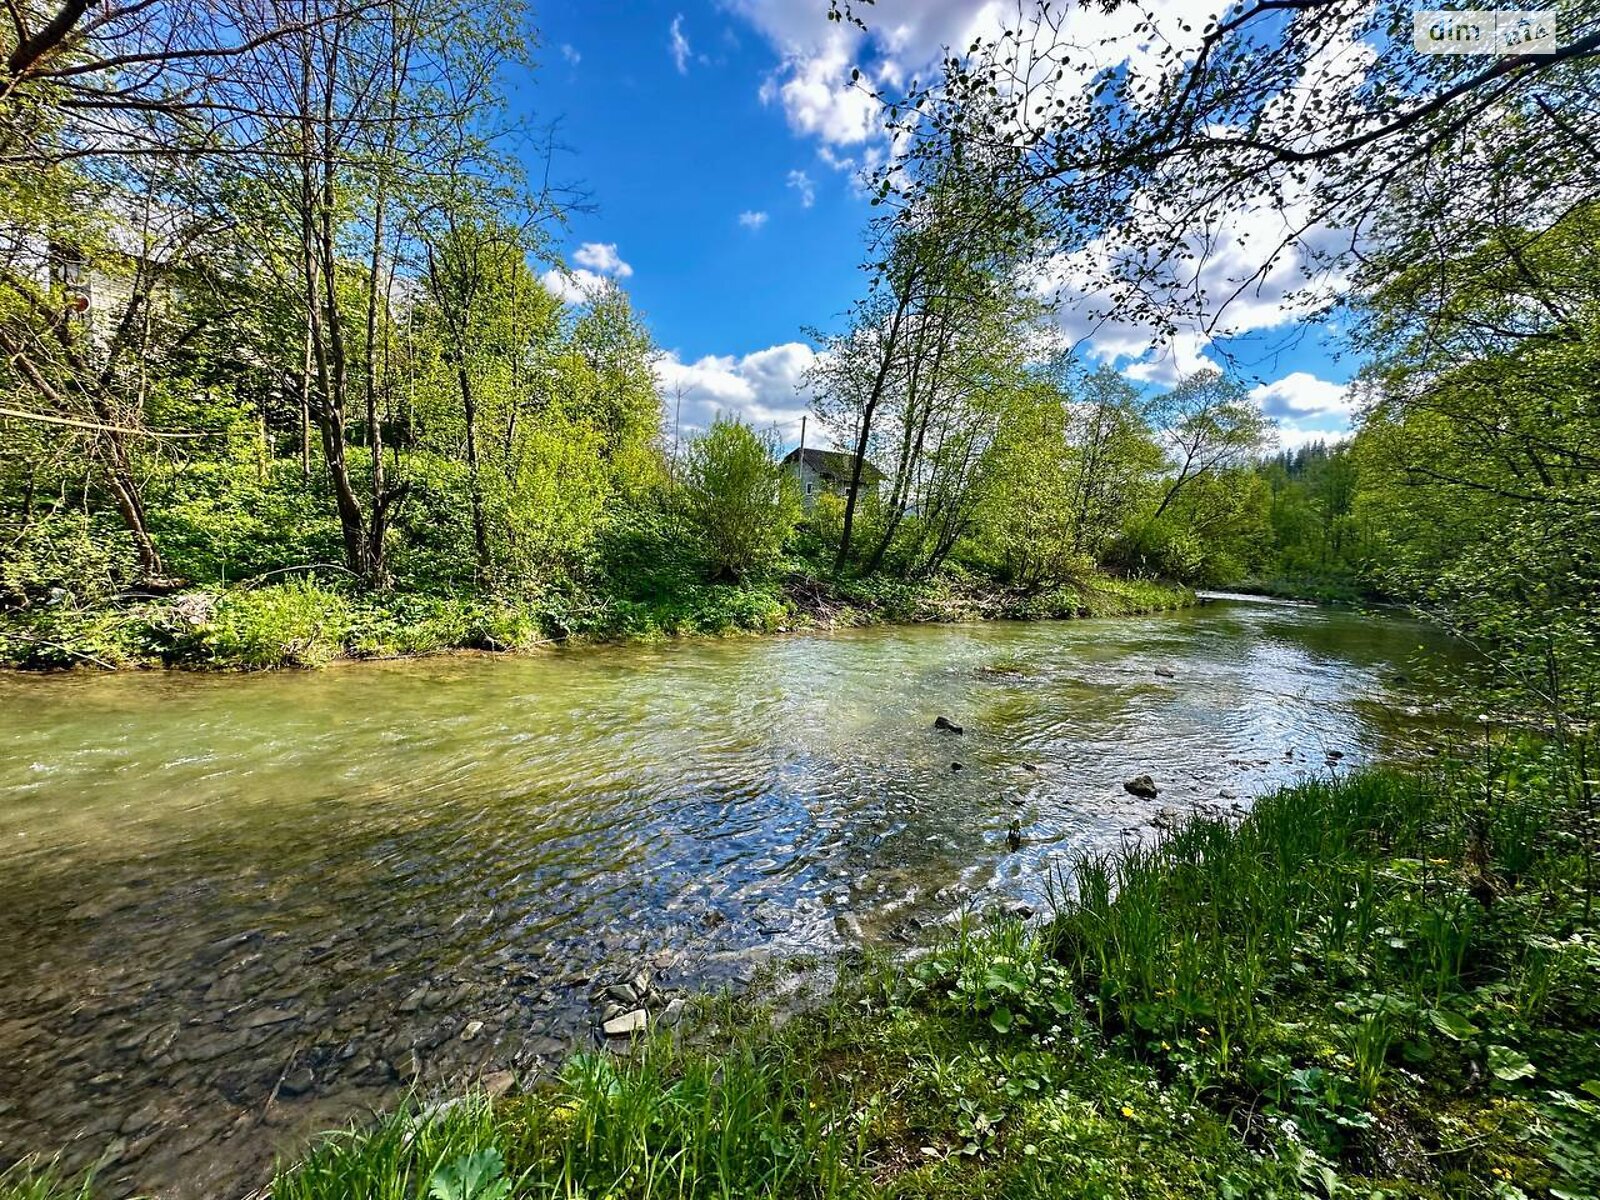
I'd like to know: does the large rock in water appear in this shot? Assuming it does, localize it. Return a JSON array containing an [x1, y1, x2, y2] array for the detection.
[[933, 716, 964, 734], [1124, 774, 1159, 799]]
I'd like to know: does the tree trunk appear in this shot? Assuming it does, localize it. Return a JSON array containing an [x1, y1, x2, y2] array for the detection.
[[299, 322, 312, 484], [835, 287, 912, 573], [0, 327, 165, 580], [98, 432, 164, 580], [456, 361, 490, 575], [364, 177, 389, 577]]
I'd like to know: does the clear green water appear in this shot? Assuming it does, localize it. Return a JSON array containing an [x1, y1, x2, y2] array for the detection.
[[0, 597, 1456, 1197]]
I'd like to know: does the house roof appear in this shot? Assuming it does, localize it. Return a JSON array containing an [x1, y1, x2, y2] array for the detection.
[[782, 447, 886, 484]]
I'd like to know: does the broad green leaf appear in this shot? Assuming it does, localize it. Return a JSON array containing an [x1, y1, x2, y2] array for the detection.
[[1487, 1045, 1537, 1083], [429, 1148, 510, 1200], [1427, 1009, 1478, 1041]]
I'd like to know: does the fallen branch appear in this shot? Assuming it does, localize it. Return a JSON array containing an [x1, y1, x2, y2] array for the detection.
[[0, 405, 210, 438]]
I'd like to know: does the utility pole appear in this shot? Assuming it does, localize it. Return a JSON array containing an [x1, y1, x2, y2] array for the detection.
[[671, 385, 684, 481], [797, 413, 807, 506]]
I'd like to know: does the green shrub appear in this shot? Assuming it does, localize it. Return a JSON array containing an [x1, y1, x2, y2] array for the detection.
[[680, 418, 798, 581], [0, 510, 137, 607], [189, 581, 353, 668]]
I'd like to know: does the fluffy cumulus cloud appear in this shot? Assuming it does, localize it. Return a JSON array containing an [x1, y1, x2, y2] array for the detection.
[[737, 209, 769, 231], [655, 342, 817, 435], [541, 241, 633, 305], [734, 0, 1218, 159], [1273, 422, 1353, 453], [1249, 372, 1354, 422], [1242, 372, 1358, 452], [737, 1, 995, 150], [572, 242, 632, 278]]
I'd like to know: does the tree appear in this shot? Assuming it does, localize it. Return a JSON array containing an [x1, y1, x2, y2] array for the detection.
[[1145, 370, 1272, 524], [681, 418, 797, 581], [975, 376, 1080, 589], [1064, 365, 1160, 559], [221, 0, 528, 584], [0, 0, 373, 167], [842, 0, 1599, 349], [808, 165, 1037, 573], [0, 153, 236, 583], [806, 246, 918, 572]]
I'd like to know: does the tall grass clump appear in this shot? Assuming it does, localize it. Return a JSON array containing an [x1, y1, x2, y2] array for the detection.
[[267, 1024, 854, 1200], [502, 1041, 850, 1198], [902, 754, 1600, 1190], [0, 1160, 94, 1200], [271, 1094, 511, 1200]]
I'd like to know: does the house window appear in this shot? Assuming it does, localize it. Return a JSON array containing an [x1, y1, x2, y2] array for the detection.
[[48, 242, 89, 315]]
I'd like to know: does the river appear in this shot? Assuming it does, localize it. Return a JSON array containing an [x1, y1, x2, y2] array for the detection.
[[0, 596, 1457, 1197]]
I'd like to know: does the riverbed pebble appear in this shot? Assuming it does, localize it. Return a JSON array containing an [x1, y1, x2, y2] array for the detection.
[[1124, 774, 1159, 799], [602, 1009, 647, 1037], [119, 1104, 160, 1135], [278, 1067, 315, 1097], [482, 1070, 516, 1099]]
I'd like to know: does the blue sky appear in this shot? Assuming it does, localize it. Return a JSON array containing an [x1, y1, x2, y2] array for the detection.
[[518, 1, 1359, 453]]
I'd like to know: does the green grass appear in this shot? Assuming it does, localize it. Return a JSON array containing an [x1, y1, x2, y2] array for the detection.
[[9, 753, 1594, 1200], [0, 572, 1194, 670], [0, 1160, 93, 1200]]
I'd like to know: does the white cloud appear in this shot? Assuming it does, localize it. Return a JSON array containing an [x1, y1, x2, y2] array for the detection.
[[540, 267, 611, 305], [655, 342, 818, 435], [571, 241, 632, 278], [733, 1, 1354, 361], [670, 14, 691, 74], [757, 30, 882, 148], [1024, 166, 1348, 387], [542, 240, 634, 305], [737, 210, 769, 231], [1249, 372, 1353, 421], [786, 168, 816, 208], [734, 0, 1205, 166], [559, 43, 580, 65], [1245, 371, 1357, 453]]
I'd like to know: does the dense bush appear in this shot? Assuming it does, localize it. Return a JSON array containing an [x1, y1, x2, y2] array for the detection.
[[679, 418, 799, 581]]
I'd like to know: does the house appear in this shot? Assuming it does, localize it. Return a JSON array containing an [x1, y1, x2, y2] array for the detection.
[[781, 447, 886, 509]]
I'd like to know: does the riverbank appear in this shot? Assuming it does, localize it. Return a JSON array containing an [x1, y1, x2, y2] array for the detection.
[[0, 571, 1192, 670], [7, 760, 1595, 1200], [1225, 575, 1392, 607]]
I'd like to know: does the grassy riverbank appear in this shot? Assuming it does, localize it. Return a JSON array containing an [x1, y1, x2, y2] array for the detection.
[[7, 758, 1596, 1199], [0, 571, 1191, 670]]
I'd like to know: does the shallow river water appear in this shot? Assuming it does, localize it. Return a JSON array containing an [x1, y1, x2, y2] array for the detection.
[[0, 596, 1456, 1197]]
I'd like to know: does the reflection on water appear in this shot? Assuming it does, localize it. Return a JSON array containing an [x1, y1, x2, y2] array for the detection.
[[0, 597, 1455, 1197]]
